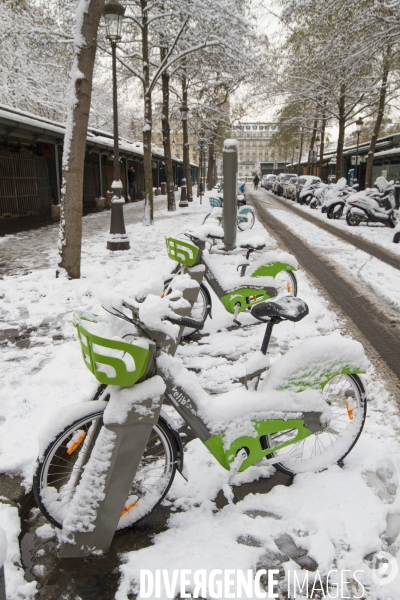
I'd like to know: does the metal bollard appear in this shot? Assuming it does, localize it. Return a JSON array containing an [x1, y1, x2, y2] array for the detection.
[[222, 139, 238, 250], [0, 526, 6, 600], [0, 566, 5, 600], [179, 178, 188, 207], [394, 181, 400, 210]]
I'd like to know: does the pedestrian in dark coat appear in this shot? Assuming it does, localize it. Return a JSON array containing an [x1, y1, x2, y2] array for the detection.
[[253, 174, 260, 190], [128, 166, 137, 201]]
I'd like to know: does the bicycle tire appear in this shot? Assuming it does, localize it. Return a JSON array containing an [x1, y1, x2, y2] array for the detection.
[[263, 374, 366, 476], [237, 210, 255, 231], [163, 279, 211, 337], [34, 412, 178, 532], [274, 270, 298, 297]]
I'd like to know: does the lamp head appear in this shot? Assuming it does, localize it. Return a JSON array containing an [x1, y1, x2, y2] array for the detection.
[[104, 0, 125, 42], [355, 117, 364, 133], [179, 104, 189, 120]]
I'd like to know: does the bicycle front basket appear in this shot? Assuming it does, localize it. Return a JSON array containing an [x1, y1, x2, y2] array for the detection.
[[165, 237, 199, 266], [209, 196, 223, 208], [73, 313, 150, 387]]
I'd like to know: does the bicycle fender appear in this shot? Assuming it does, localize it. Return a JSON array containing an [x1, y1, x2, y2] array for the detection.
[[262, 334, 368, 393], [159, 409, 188, 481]]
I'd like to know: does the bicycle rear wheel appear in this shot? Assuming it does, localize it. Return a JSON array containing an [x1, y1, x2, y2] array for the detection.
[[34, 411, 177, 532], [263, 374, 366, 476], [238, 211, 255, 231], [274, 270, 298, 297], [163, 279, 211, 337]]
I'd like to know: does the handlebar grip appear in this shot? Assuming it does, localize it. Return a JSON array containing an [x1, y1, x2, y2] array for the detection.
[[165, 315, 204, 330]]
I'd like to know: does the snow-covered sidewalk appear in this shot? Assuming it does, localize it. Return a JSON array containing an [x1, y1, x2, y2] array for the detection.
[[1, 191, 400, 599]]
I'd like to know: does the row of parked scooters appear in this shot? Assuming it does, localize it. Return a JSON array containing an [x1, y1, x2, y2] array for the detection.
[[272, 174, 400, 243]]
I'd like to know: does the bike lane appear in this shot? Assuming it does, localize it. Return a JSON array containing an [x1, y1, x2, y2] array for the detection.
[[249, 187, 400, 384], [264, 190, 400, 271]]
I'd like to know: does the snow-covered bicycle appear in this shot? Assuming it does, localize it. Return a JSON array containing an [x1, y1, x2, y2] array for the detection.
[[33, 270, 368, 541], [164, 231, 298, 335]]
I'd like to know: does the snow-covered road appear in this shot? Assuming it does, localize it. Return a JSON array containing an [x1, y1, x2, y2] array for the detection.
[[1, 190, 400, 599]]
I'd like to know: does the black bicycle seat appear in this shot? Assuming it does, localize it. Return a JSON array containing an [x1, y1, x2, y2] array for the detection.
[[239, 241, 266, 251], [251, 297, 309, 322]]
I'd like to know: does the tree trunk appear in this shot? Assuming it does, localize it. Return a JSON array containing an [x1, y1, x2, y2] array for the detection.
[[319, 114, 326, 180], [181, 73, 193, 202], [160, 47, 175, 211], [57, 0, 105, 279], [297, 128, 304, 177], [207, 135, 215, 190], [365, 55, 390, 188], [142, 0, 154, 224], [335, 85, 346, 180], [307, 118, 318, 175]]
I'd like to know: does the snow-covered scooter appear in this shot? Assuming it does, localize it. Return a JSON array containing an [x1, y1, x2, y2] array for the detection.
[[346, 177, 399, 228], [321, 178, 357, 219]]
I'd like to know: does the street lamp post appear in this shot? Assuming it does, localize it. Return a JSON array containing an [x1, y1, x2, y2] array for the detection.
[[315, 136, 321, 178], [355, 117, 363, 184], [179, 104, 192, 202], [295, 145, 299, 176], [196, 131, 207, 204], [171, 139, 177, 187], [104, 0, 129, 251]]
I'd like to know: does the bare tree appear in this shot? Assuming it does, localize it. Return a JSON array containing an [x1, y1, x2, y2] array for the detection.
[[57, 0, 105, 279]]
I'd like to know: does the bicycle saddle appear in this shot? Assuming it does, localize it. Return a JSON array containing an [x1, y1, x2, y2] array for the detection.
[[238, 241, 266, 251], [251, 297, 309, 322]]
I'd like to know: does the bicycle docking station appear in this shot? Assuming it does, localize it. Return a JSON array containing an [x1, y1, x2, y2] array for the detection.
[[222, 138, 238, 251], [59, 265, 205, 558]]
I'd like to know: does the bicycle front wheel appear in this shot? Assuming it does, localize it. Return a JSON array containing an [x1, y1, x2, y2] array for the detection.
[[263, 374, 367, 476], [34, 411, 178, 532], [274, 270, 298, 297], [238, 211, 255, 231]]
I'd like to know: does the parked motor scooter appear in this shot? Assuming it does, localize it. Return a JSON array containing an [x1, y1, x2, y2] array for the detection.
[[309, 182, 329, 209], [298, 182, 320, 205], [346, 177, 399, 228], [321, 178, 357, 219]]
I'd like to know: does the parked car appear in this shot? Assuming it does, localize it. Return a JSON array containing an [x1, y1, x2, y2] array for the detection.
[[283, 176, 298, 199], [295, 176, 321, 203], [260, 175, 268, 189], [273, 173, 294, 196], [264, 174, 277, 190]]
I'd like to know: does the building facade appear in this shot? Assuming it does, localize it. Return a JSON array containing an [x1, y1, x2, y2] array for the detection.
[[231, 122, 278, 179]]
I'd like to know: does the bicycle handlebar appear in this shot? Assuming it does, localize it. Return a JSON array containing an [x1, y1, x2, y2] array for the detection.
[[164, 315, 204, 331]]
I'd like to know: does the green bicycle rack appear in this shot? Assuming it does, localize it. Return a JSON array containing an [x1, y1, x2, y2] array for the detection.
[[74, 313, 150, 387], [165, 237, 199, 267]]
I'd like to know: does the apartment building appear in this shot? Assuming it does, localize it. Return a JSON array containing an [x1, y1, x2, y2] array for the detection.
[[231, 122, 278, 178]]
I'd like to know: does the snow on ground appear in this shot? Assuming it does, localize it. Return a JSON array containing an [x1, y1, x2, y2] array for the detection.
[[1, 190, 400, 598], [266, 205, 400, 313], [271, 193, 400, 257]]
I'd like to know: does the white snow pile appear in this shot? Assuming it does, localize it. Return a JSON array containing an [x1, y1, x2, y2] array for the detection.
[[186, 221, 224, 241], [104, 375, 165, 425], [202, 250, 278, 292], [0, 504, 37, 598]]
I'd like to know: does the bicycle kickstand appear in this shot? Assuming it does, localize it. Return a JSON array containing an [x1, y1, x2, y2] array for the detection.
[[222, 448, 248, 505], [233, 303, 242, 327]]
